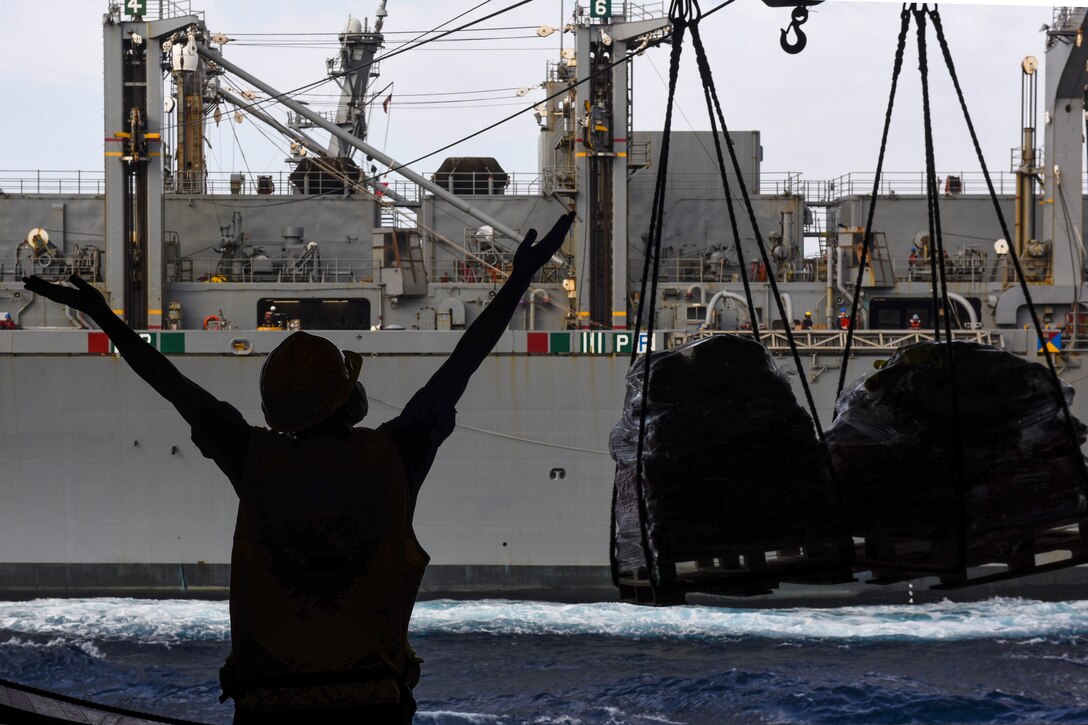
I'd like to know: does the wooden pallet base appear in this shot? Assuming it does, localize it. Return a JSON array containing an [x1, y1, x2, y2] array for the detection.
[[616, 541, 855, 605], [859, 521, 1088, 589]]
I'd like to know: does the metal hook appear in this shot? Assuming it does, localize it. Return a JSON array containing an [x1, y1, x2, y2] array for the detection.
[[780, 6, 810, 54]]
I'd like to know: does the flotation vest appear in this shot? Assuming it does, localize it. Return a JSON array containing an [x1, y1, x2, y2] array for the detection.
[[220, 427, 428, 710]]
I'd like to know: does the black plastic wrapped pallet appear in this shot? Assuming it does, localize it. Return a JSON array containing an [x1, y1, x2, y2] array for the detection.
[[827, 341, 1088, 568], [610, 334, 848, 584]]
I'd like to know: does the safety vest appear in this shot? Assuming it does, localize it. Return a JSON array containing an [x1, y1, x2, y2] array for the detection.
[[220, 427, 429, 710]]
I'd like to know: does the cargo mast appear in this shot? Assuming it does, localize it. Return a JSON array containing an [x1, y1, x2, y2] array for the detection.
[[568, 6, 668, 329], [103, 2, 198, 330]]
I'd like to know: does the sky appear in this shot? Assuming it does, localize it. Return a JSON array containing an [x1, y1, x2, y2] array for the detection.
[[0, 0, 1074, 186]]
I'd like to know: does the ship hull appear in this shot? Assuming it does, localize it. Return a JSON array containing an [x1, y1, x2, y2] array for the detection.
[[0, 331, 627, 599], [4, 328, 1088, 605]]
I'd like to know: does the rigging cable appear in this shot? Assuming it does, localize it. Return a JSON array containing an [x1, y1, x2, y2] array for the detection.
[[616, 1, 689, 591], [928, 5, 1088, 497], [1056, 178, 1085, 287], [218, 0, 534, 124], [615, 0, 836, 594], [914, 5, 968, 571], [918, 8, 955, 348], [835, 5, 910, 402], [212, 90, 593, 324], [689, 16, 827, 438], [364, 0, 737, 184], [206, 0, 731, 192], [686, 35, 760, 338], [384, 0, 495, 55], [228, 25, 541, 37], [227, 114, 256, 191], [689, 4, 848, 541]]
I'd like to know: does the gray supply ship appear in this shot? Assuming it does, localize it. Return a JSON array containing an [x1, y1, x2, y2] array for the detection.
[[2, 0, 1087, 605]]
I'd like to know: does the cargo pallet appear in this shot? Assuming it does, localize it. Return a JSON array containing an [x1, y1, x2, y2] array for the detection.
[[616, 541, 855, 605], [859, 519, 1088, 589]]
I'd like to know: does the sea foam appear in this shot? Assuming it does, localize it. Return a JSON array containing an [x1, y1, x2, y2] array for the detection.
[[1, 597, 1086, 644]]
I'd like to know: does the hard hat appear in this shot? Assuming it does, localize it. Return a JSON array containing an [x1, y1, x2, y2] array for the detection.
[[912, 314, 920, 320], [840, 307, 847, 313], [269, 305, 277, 312], [260, 331, 363, 433], [805, 311, 812, 316]]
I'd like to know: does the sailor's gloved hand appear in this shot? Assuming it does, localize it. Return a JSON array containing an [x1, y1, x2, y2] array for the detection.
[[23, 274, 110, 317], [511, 211, 574, 280]]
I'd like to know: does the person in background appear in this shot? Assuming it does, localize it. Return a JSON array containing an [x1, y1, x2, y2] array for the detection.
[[838, 307, 850, 330], [23, 212, 575, 725], [0, 312, 15, 329], [909, 313, 922, 330], [801, 311, 814, 330], [263, 305, 285, 329]]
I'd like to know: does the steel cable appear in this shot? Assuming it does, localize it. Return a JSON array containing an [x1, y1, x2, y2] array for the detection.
[[929, 6, 1088, 501], [835, 5, 911, 403], [914, 5, 969, 571], [619, 4, 688, 592]]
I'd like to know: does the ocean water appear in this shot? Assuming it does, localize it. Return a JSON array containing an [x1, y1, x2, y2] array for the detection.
[[2, 597, 1088, 724]]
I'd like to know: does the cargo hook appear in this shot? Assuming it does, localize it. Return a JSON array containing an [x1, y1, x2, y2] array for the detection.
[[780, 6, 811, 54]]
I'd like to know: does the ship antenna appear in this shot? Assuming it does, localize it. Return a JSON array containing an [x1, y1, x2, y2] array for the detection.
[[374, 0, 389, 34]]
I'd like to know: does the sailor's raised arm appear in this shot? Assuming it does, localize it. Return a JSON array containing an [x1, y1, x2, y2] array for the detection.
[[22, 274, 220, 426], [421, 212, 574, 408]]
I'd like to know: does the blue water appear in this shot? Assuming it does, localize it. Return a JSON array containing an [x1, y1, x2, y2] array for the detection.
[[3, 597, 1088, 723]]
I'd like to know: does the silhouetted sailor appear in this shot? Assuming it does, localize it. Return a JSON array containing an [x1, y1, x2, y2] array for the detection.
[[23, 211, 574, 725]]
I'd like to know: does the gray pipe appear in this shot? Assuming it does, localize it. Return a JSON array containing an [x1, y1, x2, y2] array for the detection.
[[15, 290, 36, 328], [527, 288, 549, 330], [704, 290, 758, 329], [685, 283, 707, 304], [781, 292, 793, 329], [825, 240, 834, 325], [64, 305, 89, 329], [946, 291, 979, 328], [836, 246, 852, 308], [836, 245, 869, 328]]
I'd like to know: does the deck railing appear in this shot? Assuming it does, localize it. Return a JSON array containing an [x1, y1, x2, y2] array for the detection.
[[652, 253, 1008, 286], [803, 171, 1022, 203], [108, 1, 202, 21], [0, 254, 103, 282], [6, 168, 1086, 200], [0, 171, 107, 195], [691, 328, 1005, 353], [166, 256, 376, 284]]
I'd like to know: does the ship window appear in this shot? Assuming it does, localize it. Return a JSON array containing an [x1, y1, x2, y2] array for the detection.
[[876, 308, 902, 328], [868, 296, 980, 330], [258, 298, 371, 330]]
